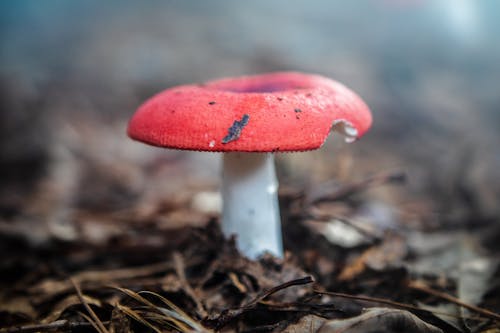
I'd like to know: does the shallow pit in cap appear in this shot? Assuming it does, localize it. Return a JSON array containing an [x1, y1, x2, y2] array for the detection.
[[206, 76, 313, 93]]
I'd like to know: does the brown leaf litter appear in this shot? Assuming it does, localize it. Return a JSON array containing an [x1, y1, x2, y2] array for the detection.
[[1, 171, 499, 332]]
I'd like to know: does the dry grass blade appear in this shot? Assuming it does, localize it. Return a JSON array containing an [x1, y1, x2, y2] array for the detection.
[[30, 262, 173, 296], [173, 252, 207, 317], [118, 288, 188, 330], [116, 304, 163, 333], [116, 287, 209, 332], [139, 291, 206, 331], [78, 311, 107, 333], [142, 311, 201, 332], [71, 278, 109, 333], [42, 294, 102, 324]]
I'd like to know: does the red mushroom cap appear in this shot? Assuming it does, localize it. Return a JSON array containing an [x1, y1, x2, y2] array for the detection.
[[128, 72, 372, 152]]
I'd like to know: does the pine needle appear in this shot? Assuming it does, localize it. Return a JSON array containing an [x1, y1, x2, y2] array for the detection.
[[116, 304, 163, 333], [71, 278, 109, 333], [115, 287, 210, 332]]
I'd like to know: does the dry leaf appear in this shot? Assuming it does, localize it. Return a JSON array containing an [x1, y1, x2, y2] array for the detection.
[[0, 296, 36, 319], [42, 294, 102, 323], [339, 234, 407, 281], [283, 315, 327, 333], [317, 308, 442, 333]]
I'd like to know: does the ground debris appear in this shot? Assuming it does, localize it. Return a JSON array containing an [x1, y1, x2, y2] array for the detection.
[[1, 170, 499, 332]]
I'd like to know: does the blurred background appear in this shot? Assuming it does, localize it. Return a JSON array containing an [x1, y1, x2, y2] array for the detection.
[[1, 0, 499, 244]]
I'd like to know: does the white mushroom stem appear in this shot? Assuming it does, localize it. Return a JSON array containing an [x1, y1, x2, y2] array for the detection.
[[221, 152, 283, 259]]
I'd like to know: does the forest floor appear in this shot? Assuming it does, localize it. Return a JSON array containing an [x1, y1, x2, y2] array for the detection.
[[1, 151, 499, 333]]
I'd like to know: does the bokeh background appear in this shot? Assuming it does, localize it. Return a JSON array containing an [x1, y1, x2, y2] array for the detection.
[[1, 0, 499, 243]]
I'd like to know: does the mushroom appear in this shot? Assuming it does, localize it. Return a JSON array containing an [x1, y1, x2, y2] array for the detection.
[[128, 72, 372, 259]]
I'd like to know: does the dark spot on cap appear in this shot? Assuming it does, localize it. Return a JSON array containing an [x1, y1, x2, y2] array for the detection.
[[294, 108, 302, 113], [277, 97, 283, 101], [222, 114, 250, 144], [306, 93, 312, 97], [208, 101, 216, 105]]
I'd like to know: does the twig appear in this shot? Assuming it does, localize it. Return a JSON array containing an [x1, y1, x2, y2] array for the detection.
[[251, 276, 314, 306], [240, 322, 282, 332], [30, 261, 173, 296], [173, 252, 207, 317], [311, 171, 406, 204], [0, 320, 103, 333], [314, 289, 485, 322], [209, 276, 314, 329], [408, 280, 500, 322]]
